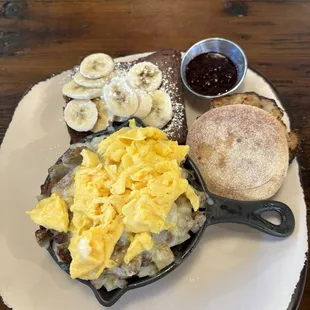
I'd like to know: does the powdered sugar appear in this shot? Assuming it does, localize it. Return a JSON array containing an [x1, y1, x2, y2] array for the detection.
[[160, 67, 185, 141], [114, 59, 186, 143], [114, 62, 132, 78]]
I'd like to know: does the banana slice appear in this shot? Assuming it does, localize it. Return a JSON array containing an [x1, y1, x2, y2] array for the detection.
[[80, 53, 114, 79], [73, 71, 115, 88], [142, 90, 173, 129], [91, 98, 114, 133], [62, 80, 101, 100], [127, 62, 162, 92], [133, 90, 153, 119], [114, 116, 128, 122], [103, 77, 139, 117], [64, 99, 98, 132]]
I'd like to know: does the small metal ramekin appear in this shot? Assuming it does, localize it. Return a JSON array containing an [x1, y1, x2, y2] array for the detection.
[[181, 38, 247, 99]]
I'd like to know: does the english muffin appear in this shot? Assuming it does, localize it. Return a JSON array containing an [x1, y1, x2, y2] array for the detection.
[[209, 92, 299, 162], [187, 104, 289, 201]]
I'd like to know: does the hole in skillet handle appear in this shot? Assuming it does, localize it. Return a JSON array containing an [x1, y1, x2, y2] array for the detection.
[[46, 118, 209, 307], [260, 211, 282, 226]]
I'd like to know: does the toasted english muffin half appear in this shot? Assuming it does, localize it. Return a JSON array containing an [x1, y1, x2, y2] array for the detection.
[[187, 105, 289, 201], [209, 92, 299, 163]]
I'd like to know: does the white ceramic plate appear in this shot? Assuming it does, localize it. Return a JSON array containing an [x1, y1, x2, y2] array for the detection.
[[0, 53, 307, 310]]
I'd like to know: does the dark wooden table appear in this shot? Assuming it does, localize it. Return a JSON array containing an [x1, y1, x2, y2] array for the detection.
[[0, 0, 309, 309]]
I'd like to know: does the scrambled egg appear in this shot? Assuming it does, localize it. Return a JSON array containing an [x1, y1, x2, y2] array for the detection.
[[26, 193, 69, 232], [69, 218, 123, 280], [27, 120, 199, 280], [124, 232, 153, 264]]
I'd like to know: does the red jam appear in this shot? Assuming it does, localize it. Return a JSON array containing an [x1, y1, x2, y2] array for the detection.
[[186, 52, 238, 96]]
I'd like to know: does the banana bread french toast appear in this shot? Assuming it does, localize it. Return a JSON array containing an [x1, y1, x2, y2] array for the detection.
[[65, 50, 187, 145]]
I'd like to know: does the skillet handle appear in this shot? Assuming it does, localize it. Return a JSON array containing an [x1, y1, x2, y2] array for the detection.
[[205, 196, 295, 237]]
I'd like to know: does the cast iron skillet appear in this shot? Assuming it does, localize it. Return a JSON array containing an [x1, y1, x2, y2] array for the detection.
[[47, 118, 295, 307]]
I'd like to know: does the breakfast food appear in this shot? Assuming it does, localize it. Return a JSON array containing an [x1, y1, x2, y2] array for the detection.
[[209, 92, 300, 162], [62, 50, 187, 145], [27, 120, 206, 291], [127, 61, 163, 92], [187, 105, 289, 200], [186, 52, 238, 96], [103, 76, 139, 117], [142, 89, 173, 128], [64, 99, 98, 132], [62, 80, 102, 100], [80, 53, 115, 79]]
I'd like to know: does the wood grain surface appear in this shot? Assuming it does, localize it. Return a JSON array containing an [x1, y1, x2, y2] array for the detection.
[[0, 0, 309, 309]]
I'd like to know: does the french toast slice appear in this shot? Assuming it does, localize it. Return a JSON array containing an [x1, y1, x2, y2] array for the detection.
[[65, 50, 187, 145]]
